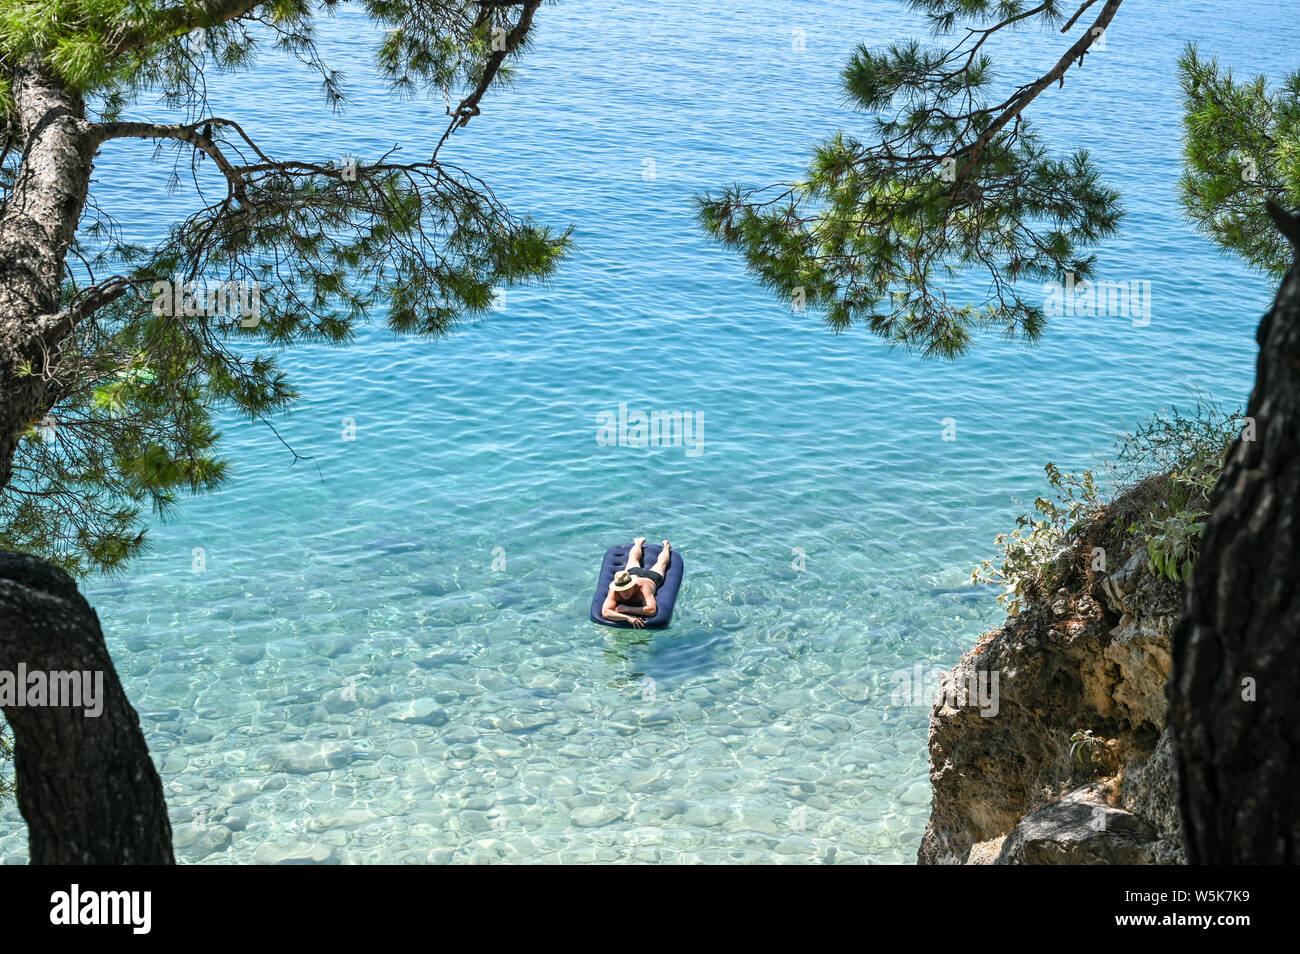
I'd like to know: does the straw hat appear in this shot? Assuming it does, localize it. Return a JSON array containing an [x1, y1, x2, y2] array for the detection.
[[611, 570, 638, 592]]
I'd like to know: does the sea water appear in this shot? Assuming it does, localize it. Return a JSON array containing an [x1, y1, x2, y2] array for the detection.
[[0, 0, 1291, 863]]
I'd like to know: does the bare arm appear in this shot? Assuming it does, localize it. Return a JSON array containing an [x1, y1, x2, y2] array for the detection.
[[602, 592, 645, 628], [623, 598, 657, 618]]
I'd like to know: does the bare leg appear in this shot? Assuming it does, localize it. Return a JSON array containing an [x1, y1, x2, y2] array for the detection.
[[627, 536, 646, 569], [651, 540, 671, 579]]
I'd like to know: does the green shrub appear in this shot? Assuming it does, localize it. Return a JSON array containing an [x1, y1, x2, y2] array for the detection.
[[975, 401, 1242, 611], [973, 463, 1102, 615], [1113, 404, 1240, 584]]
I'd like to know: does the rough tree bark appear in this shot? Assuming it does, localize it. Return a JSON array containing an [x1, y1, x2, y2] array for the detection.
[[1169, 203, 1300, 864], [0, 6, 274, 497], [0, 61, 99, 493], [0, 549, 173, 863], [0, 1, 541, 497]]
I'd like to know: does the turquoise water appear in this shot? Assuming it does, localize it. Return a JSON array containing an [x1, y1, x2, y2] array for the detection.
[[1, 0, 1292, 863]]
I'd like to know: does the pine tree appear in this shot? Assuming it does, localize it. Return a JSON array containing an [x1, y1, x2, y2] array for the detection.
[[698, 0, 1125, 359], [1179, 45, 1300, 278], [0, 0, 569, 575]]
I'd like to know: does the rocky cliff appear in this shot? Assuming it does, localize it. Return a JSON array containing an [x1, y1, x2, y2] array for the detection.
[[918, 476, 1186, 865]]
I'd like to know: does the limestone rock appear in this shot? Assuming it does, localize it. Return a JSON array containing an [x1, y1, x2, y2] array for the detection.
[[919, 486, 1187, 865], [1121, 730, 1185, 864], [995, 785, 1157, 865]]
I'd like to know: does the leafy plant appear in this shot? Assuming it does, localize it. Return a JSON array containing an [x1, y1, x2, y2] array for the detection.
[[1070, 728, 1099, 763], [973, 463, 1102, 615], [1069, 728, 1118, 772], [1114, 402, 1241, 583], [1140, 510, 1206, 584], [975, 401, 1242, 605]]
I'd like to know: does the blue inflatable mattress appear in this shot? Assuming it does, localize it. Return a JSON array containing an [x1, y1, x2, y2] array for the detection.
[[589, 542, 684, 628]]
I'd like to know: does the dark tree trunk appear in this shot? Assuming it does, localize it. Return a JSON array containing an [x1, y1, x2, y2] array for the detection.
[[0, 550, 173, 863], [1169, 204, 1300, 864], [0, 61, 98, 493]]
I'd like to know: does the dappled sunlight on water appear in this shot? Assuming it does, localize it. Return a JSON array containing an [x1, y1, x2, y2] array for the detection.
[[0, 0, 1289, 863]]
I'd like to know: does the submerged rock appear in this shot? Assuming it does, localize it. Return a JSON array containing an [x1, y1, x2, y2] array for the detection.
[[174, 822, 233, 857], [259, 741, 367, 775], [253, 842, 337, 864], [570, 805, 623, 827], [387, 699, 449, 727]]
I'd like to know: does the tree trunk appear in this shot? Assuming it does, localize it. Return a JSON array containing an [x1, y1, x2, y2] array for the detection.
[[0, 549, 173, 863], [1169, 204, 1300, 864], [0, 60, 98, 492]]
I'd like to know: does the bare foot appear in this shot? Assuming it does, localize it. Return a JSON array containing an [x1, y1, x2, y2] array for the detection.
[[633, 536, 647, 547], [661, 540, 671, 554]]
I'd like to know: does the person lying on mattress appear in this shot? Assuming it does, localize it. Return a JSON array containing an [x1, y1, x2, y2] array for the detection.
[[601, 537, 672, 628]]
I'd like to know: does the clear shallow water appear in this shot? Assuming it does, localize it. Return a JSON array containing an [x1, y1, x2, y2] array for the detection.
[[1, 0, 1294, 863]]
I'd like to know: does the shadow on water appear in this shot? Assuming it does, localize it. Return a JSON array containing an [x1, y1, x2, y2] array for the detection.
[[602, 625, 736, 692]]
